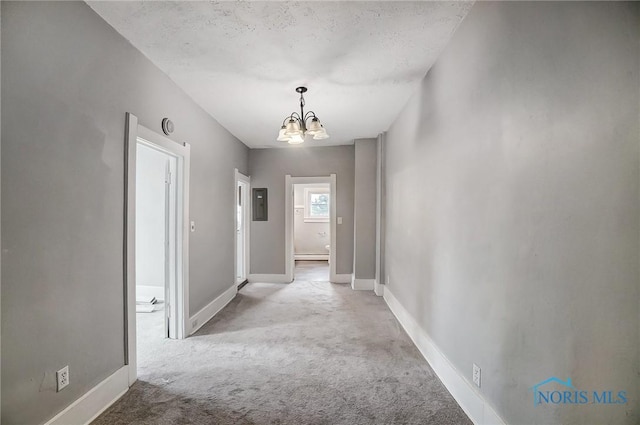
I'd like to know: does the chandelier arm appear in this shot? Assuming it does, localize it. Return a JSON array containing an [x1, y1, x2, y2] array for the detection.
[[282, 113, 302, 127], [303, 111, 317, 122]]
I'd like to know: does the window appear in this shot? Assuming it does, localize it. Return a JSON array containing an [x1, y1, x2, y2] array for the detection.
[[304, 187, 329, 222]]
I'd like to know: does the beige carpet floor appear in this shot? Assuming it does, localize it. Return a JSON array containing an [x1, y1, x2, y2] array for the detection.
[[92, 261, 472, 425]]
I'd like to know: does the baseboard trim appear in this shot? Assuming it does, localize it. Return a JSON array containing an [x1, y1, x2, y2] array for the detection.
[[135, 284, 164, 301], [374, 280, 385, 297], [248, 274, 291, 283], [294, 254, 329, 261], [331, 273, 352, 284], [44, 366, 129, 425], [351, 276, 375, 291], [383, 288, 506, 425], [189, 284, 237, 335]]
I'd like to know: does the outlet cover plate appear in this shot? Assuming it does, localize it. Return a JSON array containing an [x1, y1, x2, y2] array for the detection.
[[472, 363, 481, 387], [57, 365, 69, 391]]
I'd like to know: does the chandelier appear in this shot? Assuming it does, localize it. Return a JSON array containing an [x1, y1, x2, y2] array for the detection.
[[276, 87, 329, 144]]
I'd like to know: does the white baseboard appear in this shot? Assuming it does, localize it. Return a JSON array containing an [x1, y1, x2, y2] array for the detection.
[[135, 285, 164, 301], [189, 284, 237, 335], [351, 276, 375, 291], [331, 273, 352, 284], [294, 254, 329, 261], [248, 274, 291, 283], [44, 366, 129, 425], [383, 288, 506, 425], [374, 280, 385, 297]]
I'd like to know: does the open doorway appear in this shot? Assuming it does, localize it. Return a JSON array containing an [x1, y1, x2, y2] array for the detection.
[[293, 183, 330, 281], [135, 142, 175, 342], [285, 175, 336, 282], [125, 113, 191, 385], [235, 169, 250, 286]]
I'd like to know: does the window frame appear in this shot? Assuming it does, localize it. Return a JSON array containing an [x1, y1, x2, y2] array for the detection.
[[303, 187, 330, 222]]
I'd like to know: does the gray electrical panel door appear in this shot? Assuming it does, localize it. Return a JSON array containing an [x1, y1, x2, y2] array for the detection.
[[252, 188, 268, 221]]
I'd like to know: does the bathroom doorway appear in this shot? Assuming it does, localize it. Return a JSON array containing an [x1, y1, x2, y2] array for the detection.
[[285, 175, 337, 282], [293, 183, 330, 280]]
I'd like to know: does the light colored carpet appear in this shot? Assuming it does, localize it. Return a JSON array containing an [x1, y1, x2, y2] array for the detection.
[[92, 262, 471, 424]]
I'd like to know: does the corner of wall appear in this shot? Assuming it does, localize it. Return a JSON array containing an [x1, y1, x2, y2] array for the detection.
[[383, 287, 506, 425]]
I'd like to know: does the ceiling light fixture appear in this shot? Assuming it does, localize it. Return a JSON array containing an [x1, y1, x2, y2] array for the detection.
[[277, 87, 329, 144]]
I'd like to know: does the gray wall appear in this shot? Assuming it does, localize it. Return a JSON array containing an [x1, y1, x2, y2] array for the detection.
[[294, 183, 330, 255], [1, 2, 248, 424], [353, 139, 377, 280], [384, 2, 639, 424], [249, 146, 354, 275], [136, 144, 167, 289]]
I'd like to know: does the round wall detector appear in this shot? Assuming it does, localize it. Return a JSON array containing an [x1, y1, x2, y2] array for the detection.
[[162, 118, 174, 135]]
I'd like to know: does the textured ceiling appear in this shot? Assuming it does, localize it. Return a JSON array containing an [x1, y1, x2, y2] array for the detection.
[[88, 1, 473, 148]]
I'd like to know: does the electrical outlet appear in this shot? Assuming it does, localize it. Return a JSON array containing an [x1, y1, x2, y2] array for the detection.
[[472, 363, 481, 388], [57, 366, 69, 392]]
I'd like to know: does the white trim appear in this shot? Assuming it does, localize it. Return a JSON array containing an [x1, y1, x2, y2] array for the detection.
[[286, 175, 337, 283], [234, 169, 251, 285], [285, 175, 293, 282], [383, 287, 506, 425], [374, 280, 385, 297], [329, 175, 337, 283], [332, 273, 352, 284], [135, 285, 165, 302], [189, 283, 237, 335], [124, 113, 137, 386], [136, 126, 191, 340], [351, 276, 375, 291], [44, 366, 129, 425], [248, 274, 290, 283], [294, 254, 329, 261], [124, 113, 191, 386], [375, 133, 386, 298]]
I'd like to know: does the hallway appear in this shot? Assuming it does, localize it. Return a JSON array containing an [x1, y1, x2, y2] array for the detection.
[[92, 262, 470, 424]]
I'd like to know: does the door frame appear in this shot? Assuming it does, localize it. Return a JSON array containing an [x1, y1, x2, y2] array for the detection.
[[234, 169, 250, 285], [285, 174, 337, 282], [124, 113, 191, 386]]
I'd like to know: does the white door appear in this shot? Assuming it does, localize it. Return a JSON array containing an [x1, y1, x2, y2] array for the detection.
[[236, 182, 243, 283], [136, 141, 179, 339], [164, 154, 178, 339], [236, 180, 249, 283], [235, 171, 250, 285]]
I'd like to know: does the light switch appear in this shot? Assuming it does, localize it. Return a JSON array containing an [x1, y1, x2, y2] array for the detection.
[[190, 221, 196, 232], [337, 217, 343, 225]]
